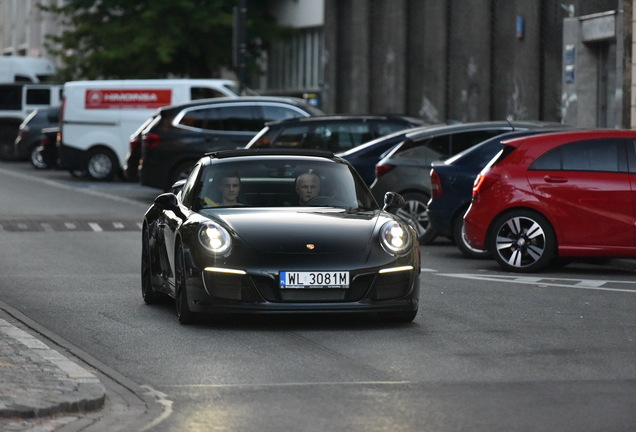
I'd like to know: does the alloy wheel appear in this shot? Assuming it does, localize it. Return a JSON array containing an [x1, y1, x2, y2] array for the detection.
[[491, 211, 555, 272]]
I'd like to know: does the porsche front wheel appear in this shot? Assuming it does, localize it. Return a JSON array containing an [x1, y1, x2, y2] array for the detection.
[[141, 227, 161, 304], [175, 245, 196, 324]]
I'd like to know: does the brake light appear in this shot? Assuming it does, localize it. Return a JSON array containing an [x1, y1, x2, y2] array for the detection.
[[430, 169, 442, 199], [472, 173, 499, 196], [130, 136, 141, 151], [375, 163, 395, 178], [142, 133, 161, 150]]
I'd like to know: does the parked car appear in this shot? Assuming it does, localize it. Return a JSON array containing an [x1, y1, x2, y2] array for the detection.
[[122, 117, 155, 182], [142, 149, 421, 324], [244, 115, 425, 154], [428, 128, 568, 258], [370, 121, 562, 244], [337, 126, 434, 185], [34, 126, 59, 169], [139, 96, 324, 191], [464, 130, 636, 272], [13, 106, 59, 167]]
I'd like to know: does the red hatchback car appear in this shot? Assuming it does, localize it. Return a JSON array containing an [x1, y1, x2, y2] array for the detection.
[[464, 130, 636, 272]]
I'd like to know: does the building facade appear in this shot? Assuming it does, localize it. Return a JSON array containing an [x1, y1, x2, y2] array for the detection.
[[322, 0, 629, 128], [2, 0, 636, 128]]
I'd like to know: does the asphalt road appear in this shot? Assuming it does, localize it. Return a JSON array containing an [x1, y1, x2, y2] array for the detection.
[[1, 161, 635, 432]]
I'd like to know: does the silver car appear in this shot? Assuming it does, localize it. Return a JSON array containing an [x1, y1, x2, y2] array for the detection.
[[370, 121, 564, 244]]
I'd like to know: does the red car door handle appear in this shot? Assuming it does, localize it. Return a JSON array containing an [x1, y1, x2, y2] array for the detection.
[[544, 175, 568, 183]]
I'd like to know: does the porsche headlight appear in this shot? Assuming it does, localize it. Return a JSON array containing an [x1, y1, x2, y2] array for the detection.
[[380, 221, 411, 255], [199, 222, 231, 255]]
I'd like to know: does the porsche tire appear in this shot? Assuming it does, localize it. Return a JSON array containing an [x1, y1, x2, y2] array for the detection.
[[141, 227, 161, 304], [175, 245, 196, 324]]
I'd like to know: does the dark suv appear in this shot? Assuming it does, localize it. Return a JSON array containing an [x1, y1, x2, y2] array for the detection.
[[138, 96, 324, 190], [245, 115, 424, 153]]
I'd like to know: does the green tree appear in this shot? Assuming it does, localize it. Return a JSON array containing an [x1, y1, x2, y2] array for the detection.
[[42, 0, 282, 82]]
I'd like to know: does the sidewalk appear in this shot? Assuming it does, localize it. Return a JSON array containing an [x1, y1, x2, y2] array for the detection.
[[0, 310, 105, 420]]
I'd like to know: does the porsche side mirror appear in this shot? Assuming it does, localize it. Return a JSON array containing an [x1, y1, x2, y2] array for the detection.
[[382, 191, 405, 214], [154, 193, 187, 220]]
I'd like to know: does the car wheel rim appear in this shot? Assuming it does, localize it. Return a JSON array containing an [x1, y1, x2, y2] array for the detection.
[[396, 199, 428, 238], [88, 154, 112, 178], [495, 216, 546, 268], [30, 148, 46, 169]]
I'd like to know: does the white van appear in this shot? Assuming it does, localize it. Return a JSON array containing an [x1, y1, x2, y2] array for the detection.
[[57, 79, 242, 180], [0, 57, 57, 83]]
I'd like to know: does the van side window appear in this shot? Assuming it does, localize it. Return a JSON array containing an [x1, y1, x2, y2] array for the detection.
[[26, 88, 51, 105], [0, 85, 21, 110], [191, 87, 226, 100]]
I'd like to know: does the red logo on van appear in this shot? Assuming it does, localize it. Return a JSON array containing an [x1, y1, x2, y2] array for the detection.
[[85, 89, 172, 109]]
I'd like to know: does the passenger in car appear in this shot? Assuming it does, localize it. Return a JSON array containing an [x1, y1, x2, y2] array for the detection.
[[204, 170, 243, 207], [295, 171, 321, 205]]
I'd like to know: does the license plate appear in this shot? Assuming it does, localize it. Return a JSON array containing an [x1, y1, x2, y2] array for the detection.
[[280, 271, 349, 289]]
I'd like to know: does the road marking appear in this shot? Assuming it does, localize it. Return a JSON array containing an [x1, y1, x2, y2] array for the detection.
[[0, 219, 141, 232], [436, 273, 636, 293], [40, 223, 54, 232], [88, 222, 103, 232], [139, 385, 173, 432], [163, 380, 412, 389]]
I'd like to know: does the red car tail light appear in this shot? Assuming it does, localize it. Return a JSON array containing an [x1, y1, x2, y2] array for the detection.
[[472, 172, 500, 196], [375, 163, 395, 178], [430, 169, 443, 199], [130, 136, 140, 151], [142, 133, 161, 150]]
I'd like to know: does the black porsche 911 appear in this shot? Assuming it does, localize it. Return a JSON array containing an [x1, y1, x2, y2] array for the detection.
[[141, 149, 420, 324]]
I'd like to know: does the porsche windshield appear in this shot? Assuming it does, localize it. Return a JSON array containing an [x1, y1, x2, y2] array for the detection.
[[193, 157, 377, 210]]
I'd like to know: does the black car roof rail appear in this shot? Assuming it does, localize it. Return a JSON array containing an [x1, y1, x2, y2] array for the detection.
[[206, 148, 335, 159]]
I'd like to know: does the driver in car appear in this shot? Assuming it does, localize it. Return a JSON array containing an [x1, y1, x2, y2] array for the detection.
[[296, 171, 321, 205]]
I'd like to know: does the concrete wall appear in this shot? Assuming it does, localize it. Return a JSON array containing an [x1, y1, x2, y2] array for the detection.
[[323, 0, 624, 126]]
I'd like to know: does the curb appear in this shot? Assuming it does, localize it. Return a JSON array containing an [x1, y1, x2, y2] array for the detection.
[[0, 317, 106, 419]]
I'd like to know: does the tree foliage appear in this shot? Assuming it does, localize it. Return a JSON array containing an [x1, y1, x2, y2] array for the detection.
[[41, 0, 282, 82]]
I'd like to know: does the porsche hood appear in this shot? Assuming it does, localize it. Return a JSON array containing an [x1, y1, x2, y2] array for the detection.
[[209, 209, 384, 254]]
